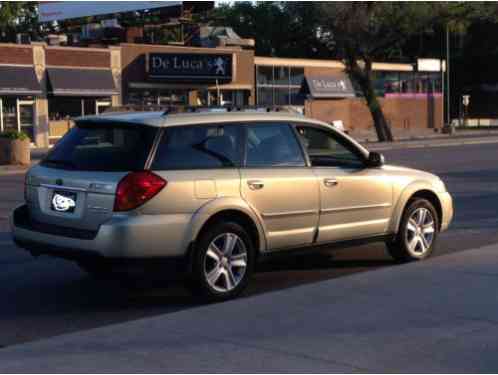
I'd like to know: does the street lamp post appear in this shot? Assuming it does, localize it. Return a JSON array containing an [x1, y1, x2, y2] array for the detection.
[[446, 24, 451, 127]]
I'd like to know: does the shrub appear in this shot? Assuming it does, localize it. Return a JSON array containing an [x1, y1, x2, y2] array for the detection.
[[0, 130, 30, 141]]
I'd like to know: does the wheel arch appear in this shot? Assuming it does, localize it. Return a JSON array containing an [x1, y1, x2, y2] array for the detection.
[[390, 183, 443, 234], [187, 198, 267, 255]]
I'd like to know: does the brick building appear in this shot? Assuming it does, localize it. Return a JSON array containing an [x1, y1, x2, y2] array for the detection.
[[0, 42, 443, 147]]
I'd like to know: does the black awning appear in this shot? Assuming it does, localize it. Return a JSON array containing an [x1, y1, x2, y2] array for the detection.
[[301, 73, 355, 99], [0, 66, 42, 96], [47, 67, 118, 97]]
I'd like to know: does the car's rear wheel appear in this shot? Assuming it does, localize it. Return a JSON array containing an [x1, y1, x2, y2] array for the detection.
[[386, 198, 439, 262], [190, 221, 254, 302]]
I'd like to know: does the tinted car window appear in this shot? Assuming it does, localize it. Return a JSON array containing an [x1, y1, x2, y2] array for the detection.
[[246, 123, 305, 167], [151, 125, 242, 170], [297, 126, 364, 168], [41, 124, 157, 171]]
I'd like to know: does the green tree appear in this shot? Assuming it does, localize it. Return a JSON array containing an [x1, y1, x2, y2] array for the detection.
[[211, 2, 327, 58], [0, 1, 39, 42], [316, 2, 498, 141], [316, 2, 442, 141]]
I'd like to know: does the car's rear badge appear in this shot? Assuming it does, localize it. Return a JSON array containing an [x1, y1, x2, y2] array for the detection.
[[52, 193, 76, 212]]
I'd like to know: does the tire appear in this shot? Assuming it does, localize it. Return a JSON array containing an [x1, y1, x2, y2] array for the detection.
[[386, 198, 439, 262], [189, 221, 255, 302]]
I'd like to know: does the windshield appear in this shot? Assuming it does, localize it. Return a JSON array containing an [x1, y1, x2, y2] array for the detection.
[[41, 123, 158, 172]]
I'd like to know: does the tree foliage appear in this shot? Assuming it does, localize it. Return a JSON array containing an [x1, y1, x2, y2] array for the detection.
[[316, 2, 445, 141], [211, 2, 327, 58], [0, 1, 39, 42]]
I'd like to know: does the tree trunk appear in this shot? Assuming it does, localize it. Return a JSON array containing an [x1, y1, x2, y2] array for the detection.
[[348, 59, 393, 142], [361, 76, 393, 142]]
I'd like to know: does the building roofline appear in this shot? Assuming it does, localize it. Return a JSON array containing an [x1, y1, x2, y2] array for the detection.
[[119, 43, 244, 54], [254, 56, 414, 71]]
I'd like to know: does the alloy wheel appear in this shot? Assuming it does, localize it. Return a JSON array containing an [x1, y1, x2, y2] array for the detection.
[[204, 232, 248, 293], [405, 207, 435, 256]]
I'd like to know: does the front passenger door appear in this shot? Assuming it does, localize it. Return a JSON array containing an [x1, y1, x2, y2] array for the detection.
[[240, 123, 320, 251], [297, 125, 392, 243]]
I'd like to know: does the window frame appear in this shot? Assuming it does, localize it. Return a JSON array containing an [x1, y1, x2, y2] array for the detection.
[[292, 122, 369, 170]]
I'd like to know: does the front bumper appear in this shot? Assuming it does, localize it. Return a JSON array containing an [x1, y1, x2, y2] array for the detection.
[[10, 204, 192, 260], [438, 191, 453, 232]]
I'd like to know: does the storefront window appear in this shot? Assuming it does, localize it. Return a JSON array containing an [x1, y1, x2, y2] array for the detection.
[[290, 68, 305, 86], [290, 88, 305, 105], [1, 98, 18, 132], [399, 72, 415, 93], [257, 87, 274, 106], [256, 66, 273, 85], [274, 66, 289, 85], [49, 97, 111, 121], [374, 71, 442, 97], [128, 88, 188, 107], [373, 71, 400, 96], [256, 65, 305, 106], [0, 97, 35, 141]]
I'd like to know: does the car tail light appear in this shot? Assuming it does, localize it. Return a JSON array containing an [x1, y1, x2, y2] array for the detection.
[[114, 171, 167, 212]]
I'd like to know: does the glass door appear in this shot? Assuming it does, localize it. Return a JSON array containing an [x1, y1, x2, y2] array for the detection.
[[18, 100, 35, 141], [2, 97, 19, 133]]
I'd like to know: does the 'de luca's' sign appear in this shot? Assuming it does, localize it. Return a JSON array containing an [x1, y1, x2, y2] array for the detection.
[[148, 53, 233, 82]]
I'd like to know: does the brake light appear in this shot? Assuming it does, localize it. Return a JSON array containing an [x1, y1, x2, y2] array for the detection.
[[114, 171, 167, 212]]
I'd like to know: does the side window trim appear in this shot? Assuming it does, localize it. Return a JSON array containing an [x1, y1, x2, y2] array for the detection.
[[290, 122, 312, 168]]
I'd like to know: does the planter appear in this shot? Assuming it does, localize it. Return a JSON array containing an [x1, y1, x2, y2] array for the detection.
[[0, 137, 30, 165]]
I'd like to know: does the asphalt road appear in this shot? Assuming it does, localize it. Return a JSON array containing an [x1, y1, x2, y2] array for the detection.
[[0, 143, 497, 348]]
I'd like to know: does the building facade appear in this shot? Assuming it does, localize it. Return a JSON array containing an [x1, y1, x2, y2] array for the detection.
[[0, 42, 443, 147]]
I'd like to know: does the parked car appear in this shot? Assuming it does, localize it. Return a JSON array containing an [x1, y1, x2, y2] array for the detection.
[[11, 108, 453, 301]]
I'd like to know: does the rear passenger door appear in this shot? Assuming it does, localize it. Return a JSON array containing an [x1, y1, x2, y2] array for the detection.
[[240, 123, 320, 251]]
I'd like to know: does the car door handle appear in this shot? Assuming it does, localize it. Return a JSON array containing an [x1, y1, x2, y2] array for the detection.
[[247, 180, 264, 190], [323, 178, 338, 187]]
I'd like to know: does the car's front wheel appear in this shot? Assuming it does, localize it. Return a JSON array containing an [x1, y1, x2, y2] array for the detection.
[[386, 198, 439, 262], [190, 221, 255, 302]]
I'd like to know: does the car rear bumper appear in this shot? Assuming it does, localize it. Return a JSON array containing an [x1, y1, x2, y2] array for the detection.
[[10, 204, 192, 260], [438, 191, 453, 232]]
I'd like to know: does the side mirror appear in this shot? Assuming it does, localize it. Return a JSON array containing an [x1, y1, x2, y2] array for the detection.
[[367, 151, 385, 168]]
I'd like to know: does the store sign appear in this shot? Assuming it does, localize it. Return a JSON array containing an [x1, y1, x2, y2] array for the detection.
[[148, 53, 233, 81], [303, 74, 355, 98], [39, 2, 181, 22], [417, 58, 442, 72]]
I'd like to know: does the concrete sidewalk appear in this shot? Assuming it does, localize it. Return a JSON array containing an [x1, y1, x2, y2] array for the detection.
[[2, 243, 498, 373], [366, 135, 498, 151]]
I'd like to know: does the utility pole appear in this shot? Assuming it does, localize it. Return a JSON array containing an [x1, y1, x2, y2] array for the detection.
[[446, 24, 451, 126]]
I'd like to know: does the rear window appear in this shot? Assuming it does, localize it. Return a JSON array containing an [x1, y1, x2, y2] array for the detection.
[[41, 123, 157, 171], [151, 124, 242, 170]]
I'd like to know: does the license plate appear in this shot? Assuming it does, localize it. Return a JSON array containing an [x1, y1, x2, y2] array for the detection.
[[51, 191, 77, 213]]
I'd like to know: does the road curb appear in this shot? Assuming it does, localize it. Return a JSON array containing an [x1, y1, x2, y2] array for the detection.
[[366, 137, 498, 151]]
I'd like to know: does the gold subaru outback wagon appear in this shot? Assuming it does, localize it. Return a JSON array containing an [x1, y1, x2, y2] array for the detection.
[[11, 108, 453, 301]]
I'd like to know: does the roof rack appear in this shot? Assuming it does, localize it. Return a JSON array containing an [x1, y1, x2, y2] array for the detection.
[[104, 104, 303, 117], [162, 105, 303, 116]]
